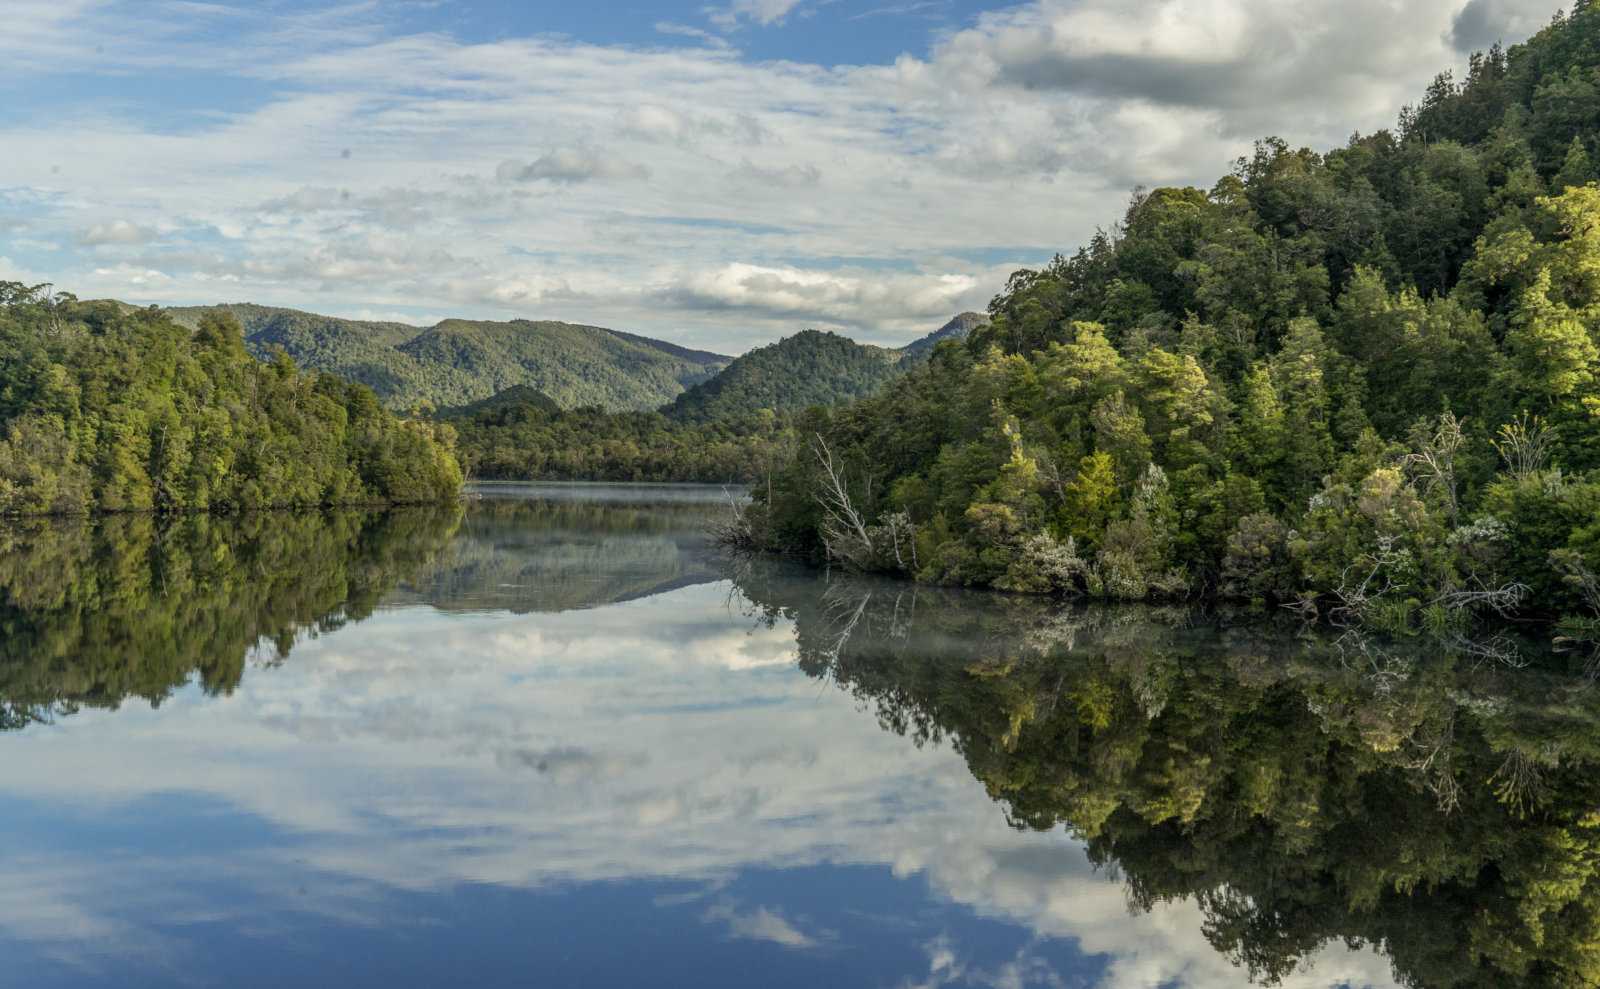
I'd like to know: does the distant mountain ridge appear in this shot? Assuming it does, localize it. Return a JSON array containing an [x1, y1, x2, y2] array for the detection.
[[166, 302, 985, 420], [663, 312, 989, 422], [166, 303, 730, 412], [900, 312, 987, 361]]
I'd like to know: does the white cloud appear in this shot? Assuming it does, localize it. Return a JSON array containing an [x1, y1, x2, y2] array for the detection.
[[656, 262, 981, 324], [79, 219, 153, 245], [730, 158, 823, 187], [0, 0, 1558, 352], [706, 0, 809, 30], [703, 902, 827, 948]]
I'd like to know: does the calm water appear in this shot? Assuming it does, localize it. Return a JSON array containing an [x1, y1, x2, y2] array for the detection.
[[3, 484, 1599, 988]]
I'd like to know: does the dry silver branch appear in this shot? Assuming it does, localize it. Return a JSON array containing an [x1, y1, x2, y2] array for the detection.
[[812, 433, 876, 567], [1404, 411, 1465, 522]]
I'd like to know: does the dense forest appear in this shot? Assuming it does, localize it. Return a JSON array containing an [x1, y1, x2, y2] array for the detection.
[[0, 285, 462, 515], [167, 303, 730, 412], [734, 565, 1600, 986], [443, 315, 985, 482], [665, 329, 903, 422], [734, 4, 1600, 639], [444, 398, 789, 482]]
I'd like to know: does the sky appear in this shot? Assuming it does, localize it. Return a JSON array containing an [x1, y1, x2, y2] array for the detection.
[[0, 0, 1568, 354]]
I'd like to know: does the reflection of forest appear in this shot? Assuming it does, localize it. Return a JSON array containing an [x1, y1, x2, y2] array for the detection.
[[732, 561, 1600, 988], [389, 497, 724, 613], [0, 508, 460, 728], [0, 496, 725, 728], [9, 499, 1600, 985]]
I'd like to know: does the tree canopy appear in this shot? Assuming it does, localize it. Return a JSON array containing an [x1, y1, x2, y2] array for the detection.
[[0, 286, 462, 515]]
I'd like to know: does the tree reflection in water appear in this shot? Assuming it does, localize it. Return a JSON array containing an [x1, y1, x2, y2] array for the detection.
[[0, 507, 460, 728], [5, 504, 1600, 986], [733, 561, 1600, 988]]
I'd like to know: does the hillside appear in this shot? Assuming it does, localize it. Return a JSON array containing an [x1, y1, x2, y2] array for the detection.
[[437, 384, 562, 419], [167, 304, 730, 412], [899, 312, 989, 362], [663, 329, 901, 423], [660, 315, 987, 425], [738, 4, 1600, 643]]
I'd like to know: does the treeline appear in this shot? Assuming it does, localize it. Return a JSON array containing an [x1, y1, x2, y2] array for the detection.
[[441, 320, 988, 483], [0, 284, 462, 516], [444, 396, 788, 483], [442, 327, 930, 483], [736, 5, 1600, 637]]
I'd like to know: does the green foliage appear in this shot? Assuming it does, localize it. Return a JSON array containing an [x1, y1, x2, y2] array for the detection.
[[442, 315, 985, 484], [167, 303, 731, 412], [0, 287, 462, 515], [664, 330, 904, 424], [439, 388, 792, 484], [741, 11, 1600, 634]]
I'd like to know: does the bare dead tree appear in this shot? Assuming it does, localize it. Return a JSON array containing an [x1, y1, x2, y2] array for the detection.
[[1398, 715, 1464, 814], [1404, 411, 1465, 523], [1431, 577, 1530, 620], [709, 485, 759, 549], [812, 433, 877, 569], [1330, 536, 1408, 627]]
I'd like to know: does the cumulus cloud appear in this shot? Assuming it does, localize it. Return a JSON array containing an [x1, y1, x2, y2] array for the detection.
[[496, 147, 652, 184], [79, 219, 154, 246], [917, 0, 1543, 142], [654, 263, 981, 323]]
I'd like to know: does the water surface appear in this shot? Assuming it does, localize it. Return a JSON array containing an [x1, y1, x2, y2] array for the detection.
[[3, 484, 1599, 988]]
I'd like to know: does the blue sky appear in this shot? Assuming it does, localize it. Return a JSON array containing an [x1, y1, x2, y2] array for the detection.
[[0, 0, 1560, 353]]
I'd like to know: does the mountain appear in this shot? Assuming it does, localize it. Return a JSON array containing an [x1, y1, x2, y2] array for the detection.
[[663, 315, 989, 423], [165, 304, 730, 412], [662, 330, 899, 423], [437, 384, 562, 419], [899, 312, 988, 361]]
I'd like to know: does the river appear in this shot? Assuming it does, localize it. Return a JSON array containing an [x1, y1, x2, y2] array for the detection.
[[3, 484, 1598, 987]]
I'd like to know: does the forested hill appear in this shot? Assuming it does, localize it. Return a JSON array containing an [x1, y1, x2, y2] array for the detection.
[[166, 304, 730, 413], [899, 312, 988, 361], [737, 3, 1600, 641], [663, 314, 991, 423], [0, 285, 461, 516], [663, 330, 900, 423]]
